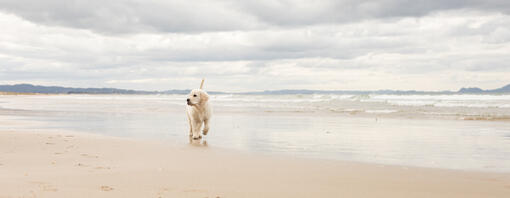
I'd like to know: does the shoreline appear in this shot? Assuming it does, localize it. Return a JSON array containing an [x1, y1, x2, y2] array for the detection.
[[1, 110, 510, 172], [1, 129, 509, 197], [2, 93, 510, 123]]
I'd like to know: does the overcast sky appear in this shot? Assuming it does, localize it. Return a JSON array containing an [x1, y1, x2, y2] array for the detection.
[[1, 0, 509, 91]]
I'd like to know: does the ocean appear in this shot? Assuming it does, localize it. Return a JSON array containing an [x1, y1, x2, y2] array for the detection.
[[1, 94, 509, 172]]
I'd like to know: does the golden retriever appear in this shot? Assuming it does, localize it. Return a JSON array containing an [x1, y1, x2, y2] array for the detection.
[[186, 89, 211, 139]]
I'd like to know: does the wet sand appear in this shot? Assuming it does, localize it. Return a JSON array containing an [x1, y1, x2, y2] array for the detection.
[[2, 94, 510, 172], [1, 130, 509, 198]]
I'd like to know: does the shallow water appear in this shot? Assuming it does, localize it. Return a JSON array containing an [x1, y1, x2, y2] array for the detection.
[[1, 94, 510, 172]]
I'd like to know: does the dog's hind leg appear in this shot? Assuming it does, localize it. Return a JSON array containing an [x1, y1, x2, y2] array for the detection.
[[202, 119, 209, 136]]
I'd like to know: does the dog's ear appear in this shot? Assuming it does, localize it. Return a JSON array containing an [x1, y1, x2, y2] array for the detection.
[[200, 91, 209, 104]]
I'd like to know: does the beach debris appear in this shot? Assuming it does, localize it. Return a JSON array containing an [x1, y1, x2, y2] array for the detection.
[[77, 163, 88, 167], [100, 185, 114, 191]]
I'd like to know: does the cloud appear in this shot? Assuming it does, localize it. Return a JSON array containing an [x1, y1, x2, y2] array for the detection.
[[0, 0, 263, 34], [0, 1, 509, 91], [1, 0, 510, 34]]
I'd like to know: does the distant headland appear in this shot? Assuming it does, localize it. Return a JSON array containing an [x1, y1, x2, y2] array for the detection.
[[0, 83, 509, 95]]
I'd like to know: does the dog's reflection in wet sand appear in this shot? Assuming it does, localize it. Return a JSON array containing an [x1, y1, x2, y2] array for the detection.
[[188, 136, 208, 147]]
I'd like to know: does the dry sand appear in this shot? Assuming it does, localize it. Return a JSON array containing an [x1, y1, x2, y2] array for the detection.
[[1, 130, 509, 198]]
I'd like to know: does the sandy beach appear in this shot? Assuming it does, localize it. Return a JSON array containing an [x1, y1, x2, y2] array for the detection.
[[1, 130, 509, 198], [2, 0, 510, 196]]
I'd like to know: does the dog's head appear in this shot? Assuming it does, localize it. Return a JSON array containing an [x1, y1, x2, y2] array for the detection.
[[186, 89, 209, 106]]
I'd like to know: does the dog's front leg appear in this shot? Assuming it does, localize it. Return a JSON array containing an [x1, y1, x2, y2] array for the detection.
[[192, 120, 203, 139], [202, 119, 209, 136], [186, 112, 193, 137]]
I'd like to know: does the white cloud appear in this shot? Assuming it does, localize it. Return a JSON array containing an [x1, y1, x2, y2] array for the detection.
[[0, 2, 509, 91]]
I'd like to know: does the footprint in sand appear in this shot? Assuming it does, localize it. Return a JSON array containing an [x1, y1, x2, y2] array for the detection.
[[100, 185, 114, 191], [94, 166, 111, 170], [156, 187, 171, 198], [64, 135, 74, 142], [77, 163, 89, 167], [42, 184, 58, 192], [183, 189, 207, 193], [30, 181, 58, 192], [81, 153, 99, 158]]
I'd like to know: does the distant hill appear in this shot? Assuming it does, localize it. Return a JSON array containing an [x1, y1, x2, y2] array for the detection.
[[0, 83, 509, 95], [0, 84, 226, 95], [0, 84, 155, 94], [494, 84, 510, 92], [251, 84, 510, 95], [159, 89, 227, 95], [458, 84, 510, 93], [458, 87, 484, 93]]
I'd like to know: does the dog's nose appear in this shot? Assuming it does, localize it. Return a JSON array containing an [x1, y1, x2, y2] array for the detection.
[[186, 98, 190, 102]]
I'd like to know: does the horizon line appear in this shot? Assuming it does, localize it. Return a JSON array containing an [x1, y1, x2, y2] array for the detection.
[[1, 83, 509, 93]]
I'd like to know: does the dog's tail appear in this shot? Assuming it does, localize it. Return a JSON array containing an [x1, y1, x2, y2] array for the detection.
[[200, 78, 205, 89]]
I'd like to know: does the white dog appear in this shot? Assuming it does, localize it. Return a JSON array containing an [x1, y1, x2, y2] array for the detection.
[[186, 89, 211, 139]]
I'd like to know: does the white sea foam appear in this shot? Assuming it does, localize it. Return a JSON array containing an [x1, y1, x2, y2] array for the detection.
[[1, 93, 510, 119], [365, 109, 398, 114], [363, 94, 510, 108]]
